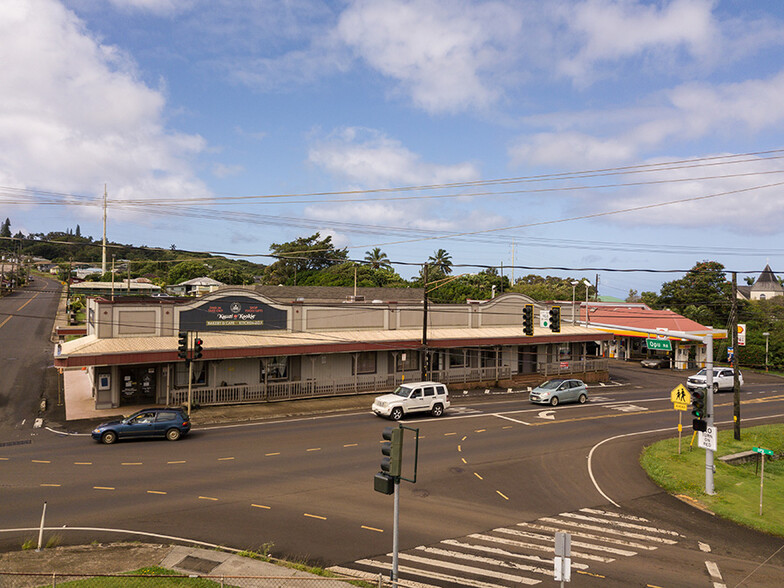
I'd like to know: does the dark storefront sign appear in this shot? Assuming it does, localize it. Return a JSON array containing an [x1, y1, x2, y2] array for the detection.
[[179, 296, 288, 332]]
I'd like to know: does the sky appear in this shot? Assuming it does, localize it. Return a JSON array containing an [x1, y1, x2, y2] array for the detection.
[[2, 0, 784, 299]]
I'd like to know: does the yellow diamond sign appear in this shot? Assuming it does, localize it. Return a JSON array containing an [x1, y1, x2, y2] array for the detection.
[[670, 384, 690, 405]]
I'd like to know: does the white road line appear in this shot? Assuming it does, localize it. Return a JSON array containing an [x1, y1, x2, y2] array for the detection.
[[355, 559, 505, 588], [399, 552, 541, 585], [706, 561, 724, 581], [699, 542, 712, 552], [517, 522, 656, 551], [417, 545, 552, 576], [578, 508, 650, 522], [466, 535, 589, 569], [535, 518, 677, 545], [556, 512, 682, 536], [492, 413, 530, 425], [442, 539, 590, 572], [495, 527, 637, 557]]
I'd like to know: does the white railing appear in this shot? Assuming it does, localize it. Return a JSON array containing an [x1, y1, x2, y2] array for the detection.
[[539, 358, 608, 377]]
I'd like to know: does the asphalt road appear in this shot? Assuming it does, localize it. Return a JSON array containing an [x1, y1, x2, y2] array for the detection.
[[1, 372, 783, 586], [0, 277, 61, 432]]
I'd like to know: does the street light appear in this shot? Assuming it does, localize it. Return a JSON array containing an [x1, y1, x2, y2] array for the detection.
[[764, 332, 770, 372], [583, 279, 591, 324], [571, 281, 579, 325]]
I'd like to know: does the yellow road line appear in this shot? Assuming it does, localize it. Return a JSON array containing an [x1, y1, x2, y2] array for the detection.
[[0, 457, 9, 461], [265, 452, 280, 456], [502, 425, 513, 429], [304, 513, 326, 520], [461, 457, 467, 464], [457, 445, 462, 452], [94, 486, 115, 491], [16, 293, 38, 311], [444, 432, 457, 436], [0, 316, 11, 329], [496, 490, 509, 500], [343, 443, 358, 447], [121, 462, 142, 466], [306, 448, 321, 452], [40, 483, 61, 487], [474, 472, 483, 480], [74, 462, 92, 465], [147, 490, 167, 495], [361, 525, 383, 533], [461, 436, 467, 441], [167, 460, 186, 464], [32, 460, 50, 464], [474, 429, 486, 433], [251, 504, 271, 509], [218, 457, 235, 461], [199, 496, 218, 501]]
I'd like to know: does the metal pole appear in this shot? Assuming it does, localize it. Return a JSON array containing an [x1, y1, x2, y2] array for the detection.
[[392, 480, 400, 585], [764, 332, 769, 371], [421, 264, 428, 381], [571, 283, 577, 326], [759, 454, 765, 516], [705, 333, 715, 495], [36, 501, 47, 551]]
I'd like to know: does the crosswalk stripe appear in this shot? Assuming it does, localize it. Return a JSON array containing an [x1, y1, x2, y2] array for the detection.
[[517, 522, 657, 551], [492, 528, 615, 562], [579, 507, 651, 522], [417, 545, 552, 576], [537, 518, 678, 544], [464, 536, 589, 570], [557, 512, 682, 536], [399, 552, 541, 585], [491, 526, 637, 557], [355, 559, 510, 588]]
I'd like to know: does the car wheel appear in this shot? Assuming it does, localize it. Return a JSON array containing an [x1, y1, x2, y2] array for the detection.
[[390, 407, 403, 421], [578, 393, 587, 404], [431, 403, 444, 417], [550, 396, 559, 406], [712, 383, 719, 393], [101, 431, 117, 445], [166, 428, 181, 441]]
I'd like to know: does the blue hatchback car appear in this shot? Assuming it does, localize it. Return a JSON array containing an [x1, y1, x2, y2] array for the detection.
[[92, 408, 191, 444]]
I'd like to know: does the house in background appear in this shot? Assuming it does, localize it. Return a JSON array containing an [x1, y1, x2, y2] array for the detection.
[[168, 277, 224, 296], [737, 264, 783, 301]]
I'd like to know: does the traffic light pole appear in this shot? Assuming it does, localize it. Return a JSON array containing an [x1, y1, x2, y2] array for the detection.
[[392, 480, 400, 584], [705, 333, 715, 495]]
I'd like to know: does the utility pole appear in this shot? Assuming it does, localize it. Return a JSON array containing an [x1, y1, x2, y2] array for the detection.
[[421, 263, 429, 381], [732, 272, 740, 440], [101, 184, 107, 274]]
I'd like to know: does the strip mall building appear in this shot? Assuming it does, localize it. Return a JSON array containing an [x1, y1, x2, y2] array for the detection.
[[54, 286, 614, 410]]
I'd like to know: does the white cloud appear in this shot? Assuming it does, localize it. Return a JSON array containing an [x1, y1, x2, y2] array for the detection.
[[308, 127, 479, 187], [212, 163, 244, 178], [0, 0, 209, 217], [335, 0, 522, 113], [106, 0, 193, 15]]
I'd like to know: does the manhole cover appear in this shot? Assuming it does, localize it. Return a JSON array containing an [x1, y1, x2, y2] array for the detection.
[[176, 555, 222, 574]]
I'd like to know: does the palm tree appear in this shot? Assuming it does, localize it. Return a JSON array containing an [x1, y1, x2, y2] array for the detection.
[[428, 248, 453, 275], [364, 247, 391, 270]]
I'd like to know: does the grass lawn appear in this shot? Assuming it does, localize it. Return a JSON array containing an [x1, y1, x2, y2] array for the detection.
[[34, 567, 222, 587], [640, 424, 784, 536]]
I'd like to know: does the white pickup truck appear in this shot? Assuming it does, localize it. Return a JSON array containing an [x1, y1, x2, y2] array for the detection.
[[686, 367, 743, 393]]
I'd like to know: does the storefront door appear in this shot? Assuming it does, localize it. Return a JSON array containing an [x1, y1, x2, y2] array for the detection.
[[119, 366, 157, 405]]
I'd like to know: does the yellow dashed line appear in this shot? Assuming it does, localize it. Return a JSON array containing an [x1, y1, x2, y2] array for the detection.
[[343, 443, 358, 447], [199, 496, 219, 501], [444, 432, 457, 436], [265, 452, 280, 456], [74, 462, 92, 465], [457, 445, 462, 452], [461, 458, 467, 464], [361, 525, 383, 533], [496, 490, 509, 500], [306, 448, 321, 452], [579, 570, 606, 578], [461, 436, 467, 441], [0, 457, 8, 461], [474, 429, 486, 433], [474, 473, 483, 480], [304, 513, 326, 520], [502, 425, 513, 429], [168, 460, 186, 464], [218, 457, 235, 461], [121, 462, 142, 466], [94, 486, 115, 491], [251, 504, 271, 510], [40, 483, 61, 487], [32, 460, 50, 464], [147, 490, 167, 495]]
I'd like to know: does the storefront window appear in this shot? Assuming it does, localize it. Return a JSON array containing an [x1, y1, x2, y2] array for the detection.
[[391, 352, 419, 372], [261, 357, 288, 381], [174, 362, 206, 387], [558, 344, 571, 360], [449, 349, 466, 368], [353, 352, 377, 375]]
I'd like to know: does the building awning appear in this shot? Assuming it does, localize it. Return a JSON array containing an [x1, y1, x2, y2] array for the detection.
[[54, 325, 613, 368]]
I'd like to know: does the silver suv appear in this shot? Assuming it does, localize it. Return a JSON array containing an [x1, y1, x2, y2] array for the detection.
[[686, 367, 743, 393], [372, 381, 450, 420]]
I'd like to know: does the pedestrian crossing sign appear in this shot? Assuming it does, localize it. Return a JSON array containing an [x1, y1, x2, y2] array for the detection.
[[670, 384, 690, 405]]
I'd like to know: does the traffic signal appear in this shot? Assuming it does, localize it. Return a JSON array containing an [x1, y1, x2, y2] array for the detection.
[[177, 331, 188, 359], [549, 306, 561, 333], [381, 426, 403, 478], [693, 418, 707, 432], [193, 337, 203, 360], [691, 388, 707, 431], [522, 304, 534, 336], [423, 351, 431, 374]]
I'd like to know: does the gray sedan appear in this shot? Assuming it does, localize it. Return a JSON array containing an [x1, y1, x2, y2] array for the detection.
[[529, 378, 588, 406]]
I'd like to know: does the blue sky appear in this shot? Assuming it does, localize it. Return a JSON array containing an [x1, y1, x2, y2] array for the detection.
[[3, 0, 784, 298]]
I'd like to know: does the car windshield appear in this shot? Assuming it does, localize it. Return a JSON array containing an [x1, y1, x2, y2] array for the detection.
[[538, 380, 563, 390], [695, 369, 722, 376], [392, 386, 414, 398]]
